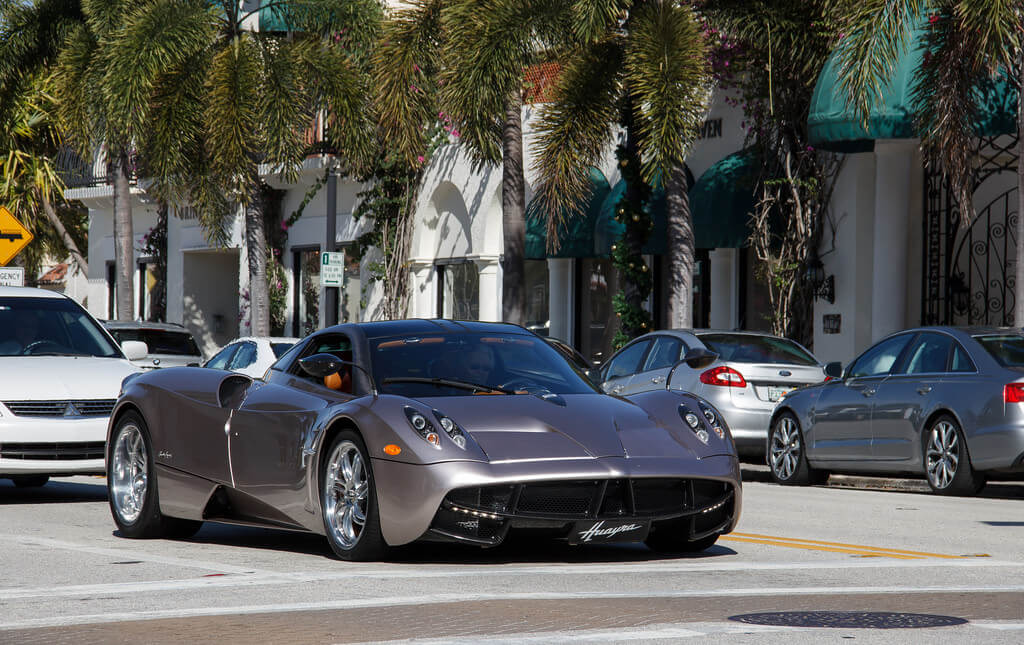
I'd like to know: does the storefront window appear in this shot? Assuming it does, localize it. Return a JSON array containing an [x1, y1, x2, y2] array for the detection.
[[578, 258, 621, 365], [293, 247, 320, 337], [438, 261, 479, 320], [524, 260, 549, 336]]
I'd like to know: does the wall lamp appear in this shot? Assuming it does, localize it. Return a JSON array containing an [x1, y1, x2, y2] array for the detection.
[[805, 255, 835, 304]]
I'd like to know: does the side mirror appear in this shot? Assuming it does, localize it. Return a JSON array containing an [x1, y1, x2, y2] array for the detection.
[[682, 347, 718, 369], [121, 340, 148, 361], [824, 361, 843, 379], [299, 353, 347, 378], [585, 368, 603, 384]]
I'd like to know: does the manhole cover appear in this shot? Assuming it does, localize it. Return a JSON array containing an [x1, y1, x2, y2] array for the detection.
[[729, 611, 967, 629]]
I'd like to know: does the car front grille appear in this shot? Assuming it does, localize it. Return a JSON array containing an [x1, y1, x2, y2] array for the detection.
[[443, 478, 732, 521], [2, 399, 116, 417], [0, 441, 106, 460]]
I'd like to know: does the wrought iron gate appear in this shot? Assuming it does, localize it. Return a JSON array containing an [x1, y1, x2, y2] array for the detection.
[[922, 135, 1019, 326]]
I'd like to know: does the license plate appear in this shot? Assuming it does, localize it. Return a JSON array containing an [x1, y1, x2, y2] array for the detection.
[[767, 386, 793, 402], [569, 519, 650, 544]]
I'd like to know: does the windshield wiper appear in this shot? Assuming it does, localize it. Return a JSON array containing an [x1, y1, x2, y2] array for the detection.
[[381, 377, 515, 395]]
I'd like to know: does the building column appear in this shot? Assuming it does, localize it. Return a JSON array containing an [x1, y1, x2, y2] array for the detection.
[[709, 248, 738, 329], [475, 256, 501, 322], [871, 140, 917, 341], [408, 260, 435, 318], [547, 258, 574, 341]]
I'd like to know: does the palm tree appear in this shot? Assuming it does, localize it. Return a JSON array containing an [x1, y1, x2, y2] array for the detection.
[[831, 0, 1023, 322], [374, 0, 539, 324], [100, 0, 380, 335]]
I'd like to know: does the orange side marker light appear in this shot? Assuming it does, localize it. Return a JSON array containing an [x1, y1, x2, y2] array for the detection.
[[384, 444, 402, 456]]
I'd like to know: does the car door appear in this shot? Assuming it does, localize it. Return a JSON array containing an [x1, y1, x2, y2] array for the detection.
[[871, 332, 951, 462], [600, 339, 652, 395], [809, 333, 914, 461], [629, 335, 686, 393]]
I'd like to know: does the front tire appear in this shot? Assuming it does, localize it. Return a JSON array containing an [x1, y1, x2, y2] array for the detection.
[[768, 412, 826, 485], [108, 411, 201, 539], [923, 415, 985, 496], [321, 430, 387, 561]]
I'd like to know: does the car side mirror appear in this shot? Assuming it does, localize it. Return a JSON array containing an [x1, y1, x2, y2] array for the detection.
[[299, 353, 347, 378], [121, 340, 148, 361], [585, 368, 603, 384], [824, 361, 843, 379], [682, 347, 718, 369]]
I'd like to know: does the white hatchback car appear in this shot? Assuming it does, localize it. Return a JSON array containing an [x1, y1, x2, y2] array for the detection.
[[204, 336, 299, 378], [0, 287, 143, 487]]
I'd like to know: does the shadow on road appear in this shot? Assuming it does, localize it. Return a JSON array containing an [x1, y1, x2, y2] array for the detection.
[[0, 477, 106, 504]]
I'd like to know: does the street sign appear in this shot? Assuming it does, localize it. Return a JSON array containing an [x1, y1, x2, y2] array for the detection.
[[0, 205, 33, 266], [0, 266, 25, 286], [322, 250, 345, 287]]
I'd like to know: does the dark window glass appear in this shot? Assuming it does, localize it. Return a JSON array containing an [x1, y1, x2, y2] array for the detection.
[[0, 297, 121, 358], [206, 344, 238, 370], [108, 329, 200, 356], [951, 343, 976, 372], [604, 340, 652, 380], [372, 332, 595, 397], [642, 337, 683, 371], [270, 342, 295, 358], [848, 334, 913, 378], [974, 334, 1024, 367], [697, 333, 817, 366], [900, 333, 953, 374]]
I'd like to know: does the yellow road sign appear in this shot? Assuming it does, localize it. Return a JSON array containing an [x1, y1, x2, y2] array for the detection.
[[0, 205, 33, 266]]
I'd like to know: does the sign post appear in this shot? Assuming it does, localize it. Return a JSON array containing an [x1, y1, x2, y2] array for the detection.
[[0, 205, 33, 266]]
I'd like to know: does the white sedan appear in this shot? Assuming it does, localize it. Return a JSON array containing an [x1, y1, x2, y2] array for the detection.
[[0, 286, 144, 487], [204, 336, 299, 378]]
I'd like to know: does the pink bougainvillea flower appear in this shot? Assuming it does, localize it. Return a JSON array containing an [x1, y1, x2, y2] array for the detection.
[[417, 155, 425, 164], [929, 14, 939, 24]]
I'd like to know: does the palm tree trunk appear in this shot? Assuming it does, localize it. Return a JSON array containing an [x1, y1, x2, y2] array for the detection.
[[111, 147, 134, 321], [40, 191, 88, 275], [501, 90, 526, 325], [246, 184, 270, 337], [1017, 57, 1024, 326], [666, 160, 694, 328]]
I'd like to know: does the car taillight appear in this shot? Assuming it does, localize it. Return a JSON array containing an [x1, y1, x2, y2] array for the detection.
[[1005, 383, 1024, 403], [699, 366, 747, 388]]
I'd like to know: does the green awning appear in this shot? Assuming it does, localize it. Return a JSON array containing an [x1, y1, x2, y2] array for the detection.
[[594, 177, 669, 256], [809, 24, 1017, 152], [525, 167, 611, 259], [259, 1, 293, 32], [689, 150, 759, 249]]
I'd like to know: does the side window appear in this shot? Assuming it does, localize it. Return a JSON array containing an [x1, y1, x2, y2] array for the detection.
[[951, 342, 976, 372], [206, 344, 238, 370], [604, 340, 652, 380], [642, 337, 683, 372], [899, 333, 954, 375], [848, 334, 913, 378], [228, 342, 258, 370]]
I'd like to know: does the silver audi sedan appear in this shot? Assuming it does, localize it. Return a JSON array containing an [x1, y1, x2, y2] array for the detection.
[[768, 326, 1024, 495], [599, 330, 826, 457]]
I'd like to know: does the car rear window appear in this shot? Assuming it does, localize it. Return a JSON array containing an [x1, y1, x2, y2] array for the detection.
[[109, 329, 200, 356], [974, 334, 1024, 367], [271, 342, 295, 358], [697, 333, 817, 366]]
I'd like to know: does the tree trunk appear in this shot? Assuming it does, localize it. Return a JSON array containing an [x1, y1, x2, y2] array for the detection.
[[40, 191, 88, 275], [1017, 57, 1024, 326], [246, 185, 270, 337], [501, 90, 526, 325], [111, 147, 134, 321], [150, 201, 168, 322], [666, 160, 694, 329]]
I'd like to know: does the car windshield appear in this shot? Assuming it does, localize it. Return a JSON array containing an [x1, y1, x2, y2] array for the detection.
[[697, 333, 817, 366], [271, 342, 295, 358], [0, 297, 121, 358], [372, 332, 598, 397], [107, 329, 200, 356], [974, 334, 1024, 367]]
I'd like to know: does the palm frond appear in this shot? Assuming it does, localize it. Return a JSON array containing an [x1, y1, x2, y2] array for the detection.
[[953, 0, 1020, 72], [831, 0, 928, 128], [257, 38, 309, 183], [625, 0, 710, 183], [302, 41, 375, 173], [570, 0, 629, 44], [52, 23, 100, 157], [531, 37, 623, 249]]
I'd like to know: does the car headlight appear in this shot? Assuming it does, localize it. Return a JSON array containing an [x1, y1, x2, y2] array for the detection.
[[678, 404, 709, 444], [433, 410, 467, 450], [404, 407, 441, 449]]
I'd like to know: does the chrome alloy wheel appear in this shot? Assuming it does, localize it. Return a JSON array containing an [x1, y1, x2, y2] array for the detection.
[[925, 421, 960, 490], [324, 440, 369, 549], [110, 423, 148, 523], [770, 416, 801, 480]]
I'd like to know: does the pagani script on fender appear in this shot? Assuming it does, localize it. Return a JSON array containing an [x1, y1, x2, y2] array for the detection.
[[577, 521, 644, 542]]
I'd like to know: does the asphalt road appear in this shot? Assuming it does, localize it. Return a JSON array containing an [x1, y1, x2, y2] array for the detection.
[[1, 472, 1023, 644]]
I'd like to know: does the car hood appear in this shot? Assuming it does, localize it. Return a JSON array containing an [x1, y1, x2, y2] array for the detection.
[[415, 393, 700, 462], [0, 356, 139, 400]]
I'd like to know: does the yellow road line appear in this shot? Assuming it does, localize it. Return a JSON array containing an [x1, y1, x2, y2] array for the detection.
[[722, 532, 965, 559]]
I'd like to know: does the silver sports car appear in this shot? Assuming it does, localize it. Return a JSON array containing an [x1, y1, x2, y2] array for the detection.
[[768, 326, 1024, 495], [107, 320, 741, 560]]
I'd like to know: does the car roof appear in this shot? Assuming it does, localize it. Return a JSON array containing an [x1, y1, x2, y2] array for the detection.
[[101, 320, 192, 332], [339, 319, 530, 340], [225, 336, 301, 344], [0, 286, 69, 299]]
